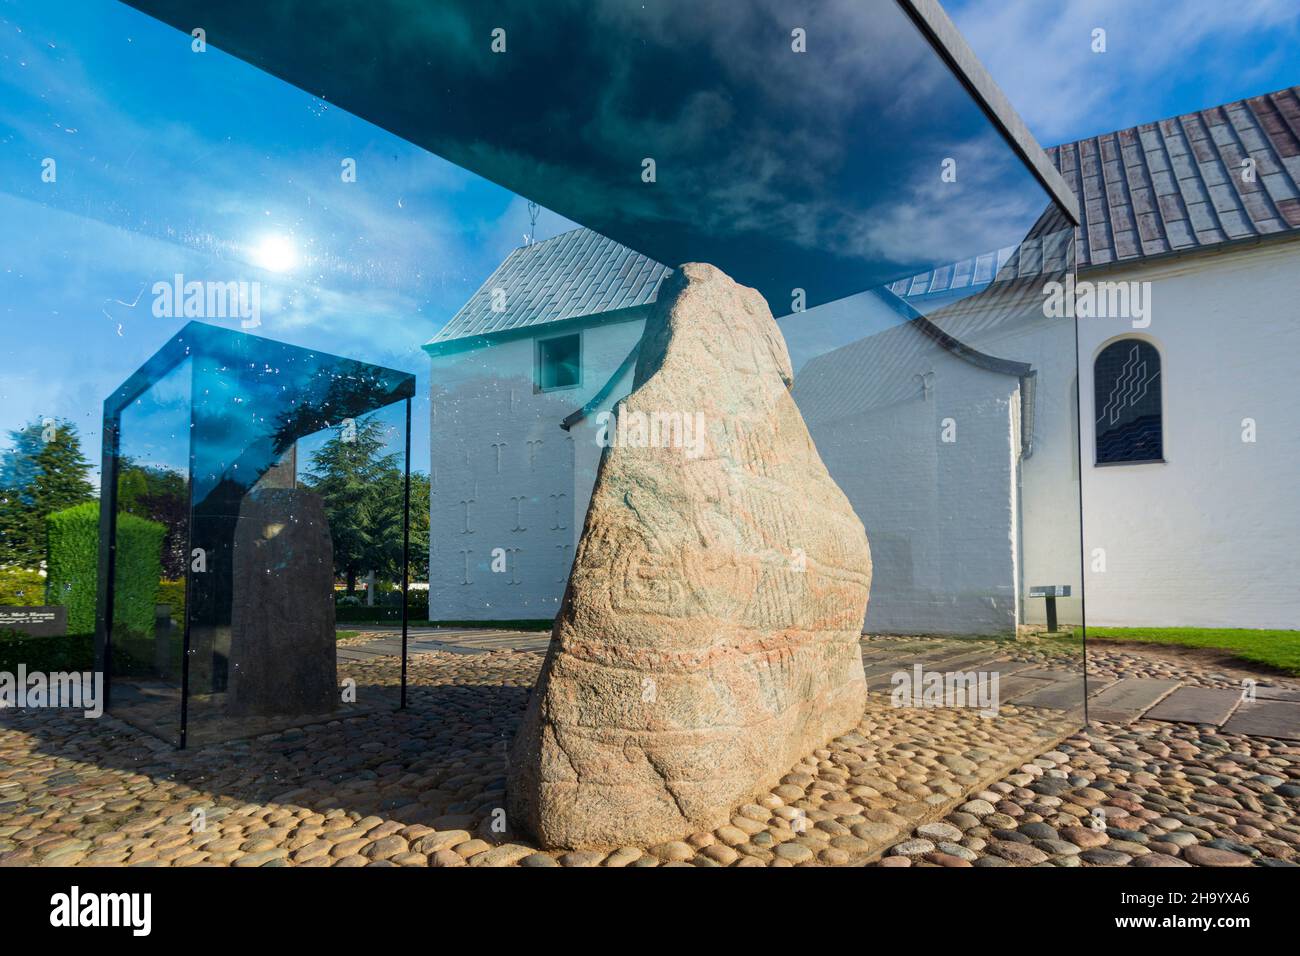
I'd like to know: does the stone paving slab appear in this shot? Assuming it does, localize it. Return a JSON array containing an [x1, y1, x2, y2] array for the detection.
[[864, 664, 1005, 695], [866, 672, 909, 693], [1012, 675, 1110, 711], [861, 661, 907, 678], [1016, 667, 1082, 681], [340, 630, 550, 660], [1220, 699, 1300, 740], [336, 647, 388, 661], [860, 645, 1013, 687], [1256, 687, 1300, 703], [1143, 686, 1242, 725], [861, 642, 980, 665], [982, 659, 1039, 679], [994, 672, 1060, 702], [361, 640, 405, 653], [447, 632, 548, 648], [408, 642, 486, 656], [1086, 678, 1181, 723]]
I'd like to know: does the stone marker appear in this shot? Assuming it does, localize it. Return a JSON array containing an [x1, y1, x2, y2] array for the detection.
[[508, 262, 871, 849], [0, 605, 67, 638], [227, 487, 338, 717]]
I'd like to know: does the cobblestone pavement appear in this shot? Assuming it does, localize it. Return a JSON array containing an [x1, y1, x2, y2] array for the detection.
[[0, 640, 1296, 867], [872, 721, 1300, 867]]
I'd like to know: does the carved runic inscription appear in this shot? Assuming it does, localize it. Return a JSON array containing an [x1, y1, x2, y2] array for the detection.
[[527, 439, 543, 471], [507, 547, 522, 585], [549, 492, 567, 530], [510, 495, 526, 532], [458, 548, 472, 585], [459, 498, 475, 534], [507, 263, 872, 851]]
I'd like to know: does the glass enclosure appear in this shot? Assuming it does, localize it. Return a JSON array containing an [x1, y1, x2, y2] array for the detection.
[[98, 324, 414, 746], [1, 0, 1086, 763]]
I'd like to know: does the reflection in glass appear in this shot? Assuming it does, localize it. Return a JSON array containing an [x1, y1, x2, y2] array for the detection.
[[99, 323, 415, 747]]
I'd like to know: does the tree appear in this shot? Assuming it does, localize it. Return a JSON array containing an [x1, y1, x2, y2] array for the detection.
[[0, 418, 95, 568], [116, 460, 189, 579], [301, 418, 403, 593], [407, 471, 431, 583]]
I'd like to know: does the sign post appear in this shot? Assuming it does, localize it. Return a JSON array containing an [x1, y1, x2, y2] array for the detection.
[[1028, 585, 1071, 633], [0, 606, 68, 638]]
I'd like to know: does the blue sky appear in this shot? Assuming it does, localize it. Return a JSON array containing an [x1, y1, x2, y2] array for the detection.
[[0, 0, 577, 480], [0, 0, 1296, 484], [945, 0, 1300, 145]]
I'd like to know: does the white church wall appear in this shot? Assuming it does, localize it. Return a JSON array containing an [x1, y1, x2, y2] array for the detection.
[[427, 315, 646, 620], [795, 342, 1022, 635], [962, 316, 1085, 627], [1077, 239, 1300, 628]]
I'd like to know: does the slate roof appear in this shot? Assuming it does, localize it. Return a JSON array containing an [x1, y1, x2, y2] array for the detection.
[[1050, 85, 1300, 269], [427, 228, 671, 348]]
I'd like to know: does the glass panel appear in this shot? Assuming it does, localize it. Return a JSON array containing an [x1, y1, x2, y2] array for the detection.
[[178, 327, 412, 746], [1, 0, 1086, 855], [108, 358, 192, 748]]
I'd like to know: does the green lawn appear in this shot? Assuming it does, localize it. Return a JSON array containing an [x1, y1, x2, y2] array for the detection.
[[1077, 626, 1300, 676], [335, 630, 359, 641]]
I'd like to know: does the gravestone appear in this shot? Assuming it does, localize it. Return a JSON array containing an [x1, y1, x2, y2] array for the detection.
[[508, 262, 872, 849], [226, 486, 338, 717]]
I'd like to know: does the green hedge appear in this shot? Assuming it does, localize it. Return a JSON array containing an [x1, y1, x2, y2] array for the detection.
[[46, 502, 164, 637], [333, 589, 429, 622], [0, 629, 95, 672], [156, 578, 186, 624], [0, 566, 46, 606]]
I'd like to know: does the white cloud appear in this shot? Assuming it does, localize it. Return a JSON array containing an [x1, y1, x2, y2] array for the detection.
[[945, 0, 1300, 143]]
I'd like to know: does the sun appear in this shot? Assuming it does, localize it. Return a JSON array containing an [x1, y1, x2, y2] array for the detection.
[[251, 233, 298, 273]]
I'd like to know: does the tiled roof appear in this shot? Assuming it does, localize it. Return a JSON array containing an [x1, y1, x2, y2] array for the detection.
[[427, 228, 671, 346], [1050, 85, 1300, 269], [890, 87, 1300, 299]]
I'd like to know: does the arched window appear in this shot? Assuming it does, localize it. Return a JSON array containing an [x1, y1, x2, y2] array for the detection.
[[1094, 339, 1162, 464]]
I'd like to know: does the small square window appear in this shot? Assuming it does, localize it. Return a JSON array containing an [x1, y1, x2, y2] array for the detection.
[[537, 333, 581, 391]]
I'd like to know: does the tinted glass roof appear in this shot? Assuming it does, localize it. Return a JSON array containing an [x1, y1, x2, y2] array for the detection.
[[124, 0, 1072, 314]]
